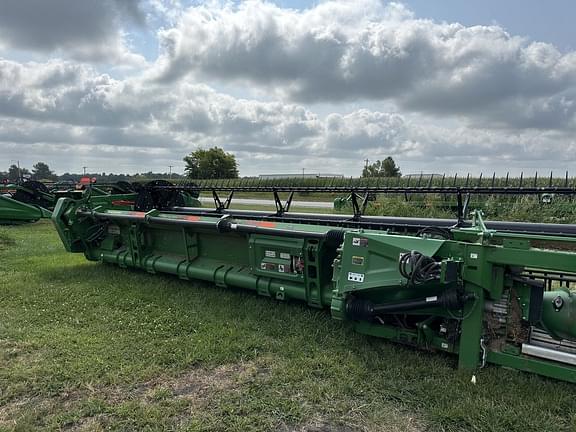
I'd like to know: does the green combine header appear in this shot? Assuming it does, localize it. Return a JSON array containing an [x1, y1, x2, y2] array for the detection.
[[52, 182, 576, 383], [0, 181, 58, 224], [0, 179, 200, 224]]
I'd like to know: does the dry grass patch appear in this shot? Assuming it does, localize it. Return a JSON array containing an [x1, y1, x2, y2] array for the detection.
[[1, 361, 269, 431]]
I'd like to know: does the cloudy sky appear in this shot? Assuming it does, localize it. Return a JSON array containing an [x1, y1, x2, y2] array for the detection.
[[1, 0, 575, 176]]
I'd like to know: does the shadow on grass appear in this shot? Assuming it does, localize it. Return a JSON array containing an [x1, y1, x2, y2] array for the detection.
[[41, 261, 213, 294], [39, 259, 459, 368], [40, 261, 552, 371], [6, 259, 576, 431], [37, 259, 573, 386]]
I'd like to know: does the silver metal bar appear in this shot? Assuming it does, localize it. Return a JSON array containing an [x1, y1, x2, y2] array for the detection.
[[529, 328, 576, 353], [522, 343, 576, 365]]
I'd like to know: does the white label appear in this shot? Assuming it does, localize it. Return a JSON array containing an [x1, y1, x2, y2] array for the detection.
[[265, 250, 276, 258], [425, 296, 438, 303], [470, 253, 478, 259], [347, 272, 365, 282], [352, 238, 361, 246], [107, 225, 120, 235], [280, 252, 291, 260], [278, 264, 285, 273], [441, 342, 449, 349]]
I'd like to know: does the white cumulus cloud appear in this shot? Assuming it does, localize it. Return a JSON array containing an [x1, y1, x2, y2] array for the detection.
[[0, 0, 146, 65], [153, 0, 576, 131], [1, 1, 576, 175]]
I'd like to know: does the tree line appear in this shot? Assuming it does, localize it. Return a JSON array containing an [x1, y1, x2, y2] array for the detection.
[[2, 162, 56, 182], [2, 148, 400, 182], [180, 147, 401, 179], [0, 162, 186, 183]]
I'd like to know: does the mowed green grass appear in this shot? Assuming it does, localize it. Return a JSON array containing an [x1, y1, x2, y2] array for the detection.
[[1, 222, 576, 432]]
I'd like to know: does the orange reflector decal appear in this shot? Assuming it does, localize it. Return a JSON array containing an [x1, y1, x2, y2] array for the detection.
[[244, 220, 276, 228], [258, 221, 276, 228]]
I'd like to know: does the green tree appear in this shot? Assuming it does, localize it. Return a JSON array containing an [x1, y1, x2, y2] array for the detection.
[[183, 147, 239, 179], [31, 162, 57, 180], [7, 164, 30, 182], [362, 157, 401, 178]]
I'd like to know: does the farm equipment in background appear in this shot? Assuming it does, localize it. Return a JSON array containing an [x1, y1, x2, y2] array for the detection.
[[1, 180, 59, 224], [0, 179, 200, 225], [52, 179, 576, 383]]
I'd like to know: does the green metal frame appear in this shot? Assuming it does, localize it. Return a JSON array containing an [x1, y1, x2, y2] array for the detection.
[[0, 182, 138, 225], [0, 194, 52, 224], [52, 197, 576, 383]]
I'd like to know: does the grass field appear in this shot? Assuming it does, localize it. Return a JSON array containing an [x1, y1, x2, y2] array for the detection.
[[1, 221, 576, 431]]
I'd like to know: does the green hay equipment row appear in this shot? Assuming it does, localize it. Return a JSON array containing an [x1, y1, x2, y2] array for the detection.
[[0, 194, 53, 225], [0, 181, 57, 224], [52, 184, 576, 384], [0, 180, 200, 225]]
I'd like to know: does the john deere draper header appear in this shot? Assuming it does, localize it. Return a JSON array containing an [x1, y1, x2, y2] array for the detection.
[[52, 180, 576, 383]]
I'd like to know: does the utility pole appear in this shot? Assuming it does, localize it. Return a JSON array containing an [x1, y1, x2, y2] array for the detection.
[[10, 160, 21, 183], [302, 168, 305, 178], [363, 159, 370, 177], [169, 165, 173, 179], [82, 166, 87, 176]]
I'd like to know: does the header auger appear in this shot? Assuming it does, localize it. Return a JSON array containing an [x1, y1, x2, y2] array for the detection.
[[52, 183, 576, 384]]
